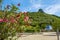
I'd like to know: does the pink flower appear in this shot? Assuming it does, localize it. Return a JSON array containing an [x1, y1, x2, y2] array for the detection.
[[0, 18, 3, 22], [24, 16, 29, 22], [24, 18, 27, 22], [3, 18, 8, 22], [25, 16, 29, 20], [10, 17, 16, 23]]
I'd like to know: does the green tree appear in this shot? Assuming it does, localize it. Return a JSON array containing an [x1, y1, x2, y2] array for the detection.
[[0, 0, 3, 10], [38, 9, 44, 13]]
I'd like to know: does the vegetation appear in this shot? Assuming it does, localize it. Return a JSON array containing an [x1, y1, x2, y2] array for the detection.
[[28, 9, 60, 31], [0, 1, 60, 40], [0, 3, 30, 40]]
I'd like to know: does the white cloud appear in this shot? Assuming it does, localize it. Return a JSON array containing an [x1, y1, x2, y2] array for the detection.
[[44, 4, 60, 14], [30, 0, 60, 16], [31, 4, 41, 9], [11, 0, 20, 2], [30, 0, 41, 4], [18, 0, 60, 16], [28, 0, 42, 11], [21, 7, 32, 12], [21, 0, 42, 12]]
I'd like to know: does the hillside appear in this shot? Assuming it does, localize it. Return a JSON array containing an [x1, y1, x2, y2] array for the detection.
[[0, 10, 60, 31], [28, 11, 60, 31]]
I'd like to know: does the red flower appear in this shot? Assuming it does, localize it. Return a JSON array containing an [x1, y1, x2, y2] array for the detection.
[[16, 14, 20, 17], [17, 3, 20, 6], [3, 18, 8, 22]]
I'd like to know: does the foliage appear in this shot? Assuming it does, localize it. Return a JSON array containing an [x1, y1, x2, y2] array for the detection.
[[0, 1, 60, 40], [0, 3, 30, 40], [28, 11, 60, 31]]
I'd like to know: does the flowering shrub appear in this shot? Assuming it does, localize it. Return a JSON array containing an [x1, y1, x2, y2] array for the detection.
[[0, 3, 30, 40]]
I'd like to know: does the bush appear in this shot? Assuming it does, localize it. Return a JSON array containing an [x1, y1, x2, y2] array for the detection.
[[0, 4, 29, 40]]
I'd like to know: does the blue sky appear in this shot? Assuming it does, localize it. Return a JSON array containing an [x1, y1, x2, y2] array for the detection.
[[2, 0, 60, 16]]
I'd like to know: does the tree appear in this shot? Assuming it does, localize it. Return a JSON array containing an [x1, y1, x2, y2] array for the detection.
[[38, 9, 44, 13], [0, 0, 3, 10]]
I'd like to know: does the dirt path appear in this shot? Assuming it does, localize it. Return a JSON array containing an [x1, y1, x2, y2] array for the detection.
[[17, 32, 59, 40]]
